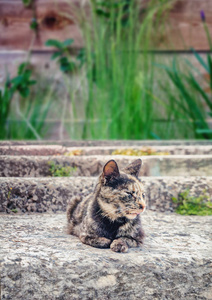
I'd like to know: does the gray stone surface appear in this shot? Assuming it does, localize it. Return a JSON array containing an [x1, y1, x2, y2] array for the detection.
[[1, 140, 212, 146], [0, 145, 67, 156], [1, 211, 212, 300], [1, 176, 212, 213], [1, 155, 212, 177], [1, 145, 212, 156], [66, 145, 212, 155]]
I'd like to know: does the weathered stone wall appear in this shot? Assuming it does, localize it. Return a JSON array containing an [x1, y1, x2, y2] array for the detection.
[[1, 176, 212, 213], [1, 155, 212, 177], [1, 144, 212, 156]]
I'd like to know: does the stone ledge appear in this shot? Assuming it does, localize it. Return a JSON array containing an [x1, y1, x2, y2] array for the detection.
[[1, 177, 212, 213], [1, 140, 212, 146], [1, 155, 212, 177], [1, 211, 211, 299], [1, 145, 212, 156]]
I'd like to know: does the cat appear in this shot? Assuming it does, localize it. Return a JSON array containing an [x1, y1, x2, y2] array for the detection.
[[67, 159, 146, 253]]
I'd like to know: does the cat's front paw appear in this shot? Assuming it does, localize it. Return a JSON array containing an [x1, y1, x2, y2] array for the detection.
[[110, 239, 128, 253], [80, 235, 111, 248]]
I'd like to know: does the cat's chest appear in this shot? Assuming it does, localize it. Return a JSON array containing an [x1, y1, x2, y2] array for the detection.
[[96, 216, 128, 239]]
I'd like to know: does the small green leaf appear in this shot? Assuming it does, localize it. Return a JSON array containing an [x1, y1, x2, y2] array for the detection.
[[28, 80, 37, 86], [192, 48, 209, 72], [45, 39, 64, 50], [18, 63, 29, 75], [30, 18, 38, 31], [22, 0, 32, 7], [51, 52, 62, 60], [172, 197, 178, 203], [19, 87, 30, 98], [196, 129, 212, 134], [11, 76, 23, 86], [62, 39, 74, 47], [95, 9, 110, 18]]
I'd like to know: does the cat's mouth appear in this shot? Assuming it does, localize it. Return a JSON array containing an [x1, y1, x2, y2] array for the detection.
[[126, 210, 143, 219]]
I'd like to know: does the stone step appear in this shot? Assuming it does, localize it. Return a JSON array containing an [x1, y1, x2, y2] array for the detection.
[[1, 155, 212, 177], [1, 145, 212, 156], [1, 139, 212, 146], [1, 176, 211, 213], [1, 211, 211, 299]]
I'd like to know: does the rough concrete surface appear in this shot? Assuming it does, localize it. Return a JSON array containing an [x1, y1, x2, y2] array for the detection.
[[1, 140, 212, 146], [1, 155, 212, 177], [0, 145, 67, 156], [0, 176, 212, 213], [1, 145, 212, 156], [1, 211, 212, 300]]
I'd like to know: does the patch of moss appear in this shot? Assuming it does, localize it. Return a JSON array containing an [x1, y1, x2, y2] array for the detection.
[[48, 161, 77, 177], [112, 148, 170, 156], [172, 189, 212, 216], [64, 149, 83, 156]]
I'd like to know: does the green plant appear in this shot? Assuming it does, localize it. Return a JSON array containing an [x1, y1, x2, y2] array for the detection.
[[157, 11, 212, 139], [0, 63, 36, 139], [8, 81, 55, 140], [82, 0, 177, 139], [58, 0, 176, 140], [172, 189, 212, 216], [0, 79, 13, 139], [48, 161, 77, 177], [45, 39, 84, 74], [11, 63, 37, 97], [22, 0, 33, 7], [7, 187, 13, 200], [21, 0, 38, 31]]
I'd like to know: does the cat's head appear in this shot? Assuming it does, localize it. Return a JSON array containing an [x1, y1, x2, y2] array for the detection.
[[98, 159, 146, 221]]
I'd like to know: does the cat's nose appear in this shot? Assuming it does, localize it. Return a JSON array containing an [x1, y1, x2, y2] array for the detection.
[[138, 203, 145, 210]]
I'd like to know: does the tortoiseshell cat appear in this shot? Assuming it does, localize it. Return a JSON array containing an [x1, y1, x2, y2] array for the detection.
[[67, 159, 146, 253]]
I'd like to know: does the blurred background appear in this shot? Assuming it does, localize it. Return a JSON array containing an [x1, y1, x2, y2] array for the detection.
[[0, 0, 212, 141]]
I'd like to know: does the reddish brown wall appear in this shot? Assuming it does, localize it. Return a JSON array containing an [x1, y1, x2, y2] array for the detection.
[[0, 0, 212, 52]]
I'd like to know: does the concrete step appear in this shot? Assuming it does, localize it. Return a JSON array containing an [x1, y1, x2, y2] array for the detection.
[[1, 139, 212, 146], [1, 145, 212, 156], [1, 155, 212, 177], [1, 176, 212, 213], [1, 211, 211, 299]]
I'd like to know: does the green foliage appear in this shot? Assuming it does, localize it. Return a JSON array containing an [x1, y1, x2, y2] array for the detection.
[[30, 17, 38, 31], [48, 161, 77, 177], [69, 0, 176, 140], [11, 63, 36, 98], [8, 81, 54, 140], [157, 13, 212, 140], [172, 190, 212, 216], [0, 79, 13, 139], [22, 0, 32, 7], [45, 39, 84, 74], [158, 53, 212, 140], [0, 63, 36, 139], [92, 0, 132, 26]]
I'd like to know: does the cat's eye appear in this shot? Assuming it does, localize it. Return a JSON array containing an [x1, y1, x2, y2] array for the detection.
[[126, 191, 134, 196], [142, 193, 145, 199], [126, 191, 134, 194]]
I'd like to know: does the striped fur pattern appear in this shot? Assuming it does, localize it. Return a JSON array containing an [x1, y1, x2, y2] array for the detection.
[[67, 159, 146, 252]]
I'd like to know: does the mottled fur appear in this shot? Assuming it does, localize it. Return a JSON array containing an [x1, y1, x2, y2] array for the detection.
[[67, 159, 146, 252]]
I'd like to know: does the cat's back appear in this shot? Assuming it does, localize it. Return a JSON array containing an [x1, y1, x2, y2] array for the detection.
[[67, 194, 93, 234]]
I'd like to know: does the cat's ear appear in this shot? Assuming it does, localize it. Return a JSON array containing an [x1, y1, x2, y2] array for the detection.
[[123, 159, 142, 177], [103, 160, 120, 180]]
